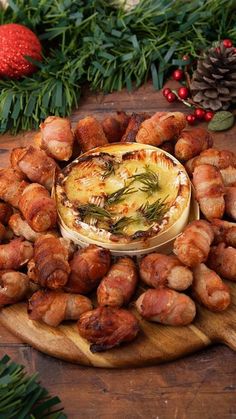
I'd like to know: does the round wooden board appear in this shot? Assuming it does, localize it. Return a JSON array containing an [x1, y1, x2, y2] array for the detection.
[[0, 281, 236, 368]]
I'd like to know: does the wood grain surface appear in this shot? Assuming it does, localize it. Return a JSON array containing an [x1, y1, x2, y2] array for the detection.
[[1, 81, 236, 416]]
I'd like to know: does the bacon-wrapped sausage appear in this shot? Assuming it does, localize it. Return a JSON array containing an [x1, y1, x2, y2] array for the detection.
[[139, 253, 193, 291], [77, 306, 139, 352], [136, 288, 196, 326], [102, 111, 130, 143], [97, 257, 137, 307], [136, 112, 186, 146], [74, 116, 108, 152], [28, 234, 70, 289], [39, 116, 74, 161], [10, 146, 58, 190], [9, 213, 44, 242], [174, 128, 213, 161], [0, 238, 33, 270], [0, 168, 28, 208], [193, 164, 225, 220], [65, 245, 111, 294], [121, 113, 148, 143], [18, 183, 57, 232], [211, 219, 236, 247], [0, 271, 30, 306], [185, 148, 236, 176], [28, 290, 92, 327], [220, 166, 236, 186], [224, 187, 236, 220], [208, 243, 236, 281], [174, 220, 214, 267], [192, 263, 230, 312]]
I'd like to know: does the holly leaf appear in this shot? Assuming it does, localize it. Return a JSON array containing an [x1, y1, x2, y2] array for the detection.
[[208, 111, 235, 131]]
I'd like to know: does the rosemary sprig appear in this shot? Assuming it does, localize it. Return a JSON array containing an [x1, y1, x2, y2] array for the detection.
[[0, 354, 66, 418], [102, 160, 116, 179], [78, 203, 112, 221], [139, 197, 169, 223], [129, 166, 159, 196], [106, 185, 136, 205], [110, 216, 135, 234]]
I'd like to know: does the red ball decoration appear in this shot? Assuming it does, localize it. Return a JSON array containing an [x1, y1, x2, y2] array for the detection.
[[223, 39, 233, 48], [162, 87, 171, 98], [166, 92, 177, 103], [186, 114, 196, 125], [0, 23, 42, 79], [172, 69, 184, 81], [178, 86, 189, 99], [194, 108, 206, 120], [204, 111, 214, 122]]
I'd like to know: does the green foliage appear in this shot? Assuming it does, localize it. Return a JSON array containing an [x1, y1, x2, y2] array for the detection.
[[1, 0, 236, 133], [0, 354, 66, 418]]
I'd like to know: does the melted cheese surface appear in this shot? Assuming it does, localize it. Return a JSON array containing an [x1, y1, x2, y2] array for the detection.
[[55, 143, 190, 244]]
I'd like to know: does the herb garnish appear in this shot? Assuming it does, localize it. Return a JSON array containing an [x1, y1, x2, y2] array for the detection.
[[129, 166, 159, 196], [110, 216, 135, 235], [139, 197, 169, 223], [106, 185, 137, 205], [102, 160, 116, 179], [78, 203, 112, 221]]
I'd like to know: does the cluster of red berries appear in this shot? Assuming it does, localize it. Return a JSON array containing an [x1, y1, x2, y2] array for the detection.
[[162, 86, 214, 124], [162, 39, 235, 125]]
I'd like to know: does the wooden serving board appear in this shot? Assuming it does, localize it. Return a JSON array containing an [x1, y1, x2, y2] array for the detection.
[[0, 280, 236, 368], [1, 81, 236, 368]]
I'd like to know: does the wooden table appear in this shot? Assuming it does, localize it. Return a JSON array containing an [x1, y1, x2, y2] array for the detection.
[[1, 81, 236, 419]]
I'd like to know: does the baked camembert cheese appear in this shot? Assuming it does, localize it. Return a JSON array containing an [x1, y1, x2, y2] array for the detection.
[[55, 143, 191, 250]]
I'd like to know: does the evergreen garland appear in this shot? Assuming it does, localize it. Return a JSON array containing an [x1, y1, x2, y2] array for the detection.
[[0, 354, 66, 418], [0, 0, 236, 133]]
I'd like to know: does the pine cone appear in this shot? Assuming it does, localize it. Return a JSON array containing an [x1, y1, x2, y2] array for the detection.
[[190, 43, 236, 111]]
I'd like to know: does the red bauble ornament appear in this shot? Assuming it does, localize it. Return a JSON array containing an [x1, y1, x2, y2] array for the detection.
[[204, 111, 214, 122], [194, 108, 205, 120], [166, 92, 177, 103], [0, 23, 42, 79], [223, 39, 233, 48], [172, 69, 184, 81], [162, 87, 171, 98], [178, 86, 189, 99], [186, 114, 196, 125]]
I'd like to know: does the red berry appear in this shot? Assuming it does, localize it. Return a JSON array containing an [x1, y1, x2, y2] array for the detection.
[[182, 55, 190, 62], [204, 111, 214, 122], [223, 39, 233, 48], [178, 86, 189, 99], [172, 69, 184, 81], [194, 108, 206, 120], [162, 87, 171, 98], [166, 92, 177, 103], [233, 48, 236, 54], [186, 114, 196, 125]]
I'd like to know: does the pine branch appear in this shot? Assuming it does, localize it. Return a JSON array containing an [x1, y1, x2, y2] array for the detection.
[[1, 0, 236, 133], [0, 354, 66, 419]]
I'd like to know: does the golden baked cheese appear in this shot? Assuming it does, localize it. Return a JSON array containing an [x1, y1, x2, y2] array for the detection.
[[55, 143, 191, 248]]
